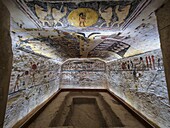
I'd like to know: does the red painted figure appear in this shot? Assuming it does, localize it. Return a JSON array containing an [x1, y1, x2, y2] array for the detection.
[[151, 55, 155, 69], [30, 62, 39, 70], [148, 56, 152, 69], [30, 62, 39, 85]]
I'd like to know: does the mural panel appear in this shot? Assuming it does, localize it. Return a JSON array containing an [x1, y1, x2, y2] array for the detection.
[[11, 0, 160, 62], [61, 59, 106, 89], [107, 49, 170, 128], [4, 49, 61, 128], [15, 31, 89, 59], [15, 31, 131, 62], [15, 0, 151, 32], [88, 39, 130, 59], [68, 8, 98, 27]]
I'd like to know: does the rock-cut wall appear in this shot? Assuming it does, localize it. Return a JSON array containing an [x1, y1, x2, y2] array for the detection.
[[61, 59, 107, 89], [107, 49, 170, 128], [4, 50, 60, 128]]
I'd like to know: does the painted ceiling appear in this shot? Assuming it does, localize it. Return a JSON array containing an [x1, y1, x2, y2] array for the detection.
[[4, 0, 165, 62]]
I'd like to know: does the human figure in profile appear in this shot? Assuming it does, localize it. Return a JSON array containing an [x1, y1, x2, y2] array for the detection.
[[151, 55, 155, 69], [79, 12, 86, 27], [158, 58, 161, 70], [13, 74, 22, 92], [145, 56, 149, 69], [133, 67, 137, 81], [148, 56, 152, 69], [139, 57, 145, 70]]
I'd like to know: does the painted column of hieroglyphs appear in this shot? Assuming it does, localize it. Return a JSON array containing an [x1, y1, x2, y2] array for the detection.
[[61, 59, 106, 89], [4, 49, 61, 128], [107, 49, 170, 128]]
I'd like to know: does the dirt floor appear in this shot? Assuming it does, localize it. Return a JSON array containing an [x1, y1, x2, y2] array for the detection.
[[28, 91, 146, 128]]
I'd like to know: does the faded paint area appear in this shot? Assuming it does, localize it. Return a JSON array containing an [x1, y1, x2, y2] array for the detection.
[[15, 0, 148, 31], [61, 59, 107, 89], [107, 49, 170, 128], [4, 49, 61, 128], [5, 0, 161, 61], [122, 12, 161, 57], [5, 0, 163, 62]]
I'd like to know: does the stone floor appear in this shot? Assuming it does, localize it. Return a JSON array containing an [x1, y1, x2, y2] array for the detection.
[[28, 91, 145, 128]]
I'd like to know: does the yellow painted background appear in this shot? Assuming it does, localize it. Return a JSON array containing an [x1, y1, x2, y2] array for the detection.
[[68, 8, 98, 27]]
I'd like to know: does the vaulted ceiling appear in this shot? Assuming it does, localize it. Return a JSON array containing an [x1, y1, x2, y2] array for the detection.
[[3, 0, 165, 62]]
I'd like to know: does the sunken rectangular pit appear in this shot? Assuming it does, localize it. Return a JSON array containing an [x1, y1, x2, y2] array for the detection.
[[64, 98, 107, 128], [49, 95, 124, 128], [28, 91, 146, 128]]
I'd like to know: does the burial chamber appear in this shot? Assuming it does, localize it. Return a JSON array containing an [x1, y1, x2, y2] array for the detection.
[[5, 55, 170, 128], [2, 0, 170, 127]]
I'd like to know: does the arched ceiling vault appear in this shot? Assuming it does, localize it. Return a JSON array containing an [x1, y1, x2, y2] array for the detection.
[[3, 0, 166, 63]]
